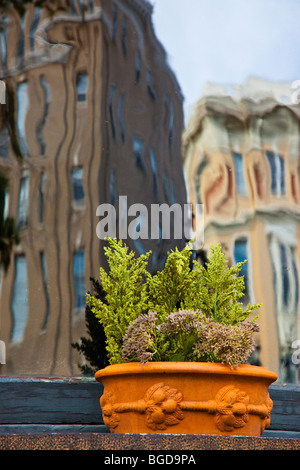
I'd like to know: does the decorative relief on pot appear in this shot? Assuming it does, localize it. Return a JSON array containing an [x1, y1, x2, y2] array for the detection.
[[100, 382, 273, 433], [100, 383, 184, 431]]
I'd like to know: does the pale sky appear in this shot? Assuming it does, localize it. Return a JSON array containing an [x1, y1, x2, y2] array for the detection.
[[150, 0, 300, 120]]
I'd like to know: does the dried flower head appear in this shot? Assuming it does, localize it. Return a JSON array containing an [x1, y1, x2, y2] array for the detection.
[[122, 311, 158, 363], [121, 309, 260, 367], [193, 318, 260, 367]]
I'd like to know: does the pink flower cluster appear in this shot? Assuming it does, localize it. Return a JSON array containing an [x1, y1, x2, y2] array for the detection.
[[121, 310, 259, 367]]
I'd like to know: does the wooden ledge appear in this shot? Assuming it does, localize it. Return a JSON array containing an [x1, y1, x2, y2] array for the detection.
[[0, 377, 299, 451]]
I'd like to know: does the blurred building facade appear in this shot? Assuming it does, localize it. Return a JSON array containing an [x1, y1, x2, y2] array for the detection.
[[0, 0, 187, 375], [183, 77, 300, 383]]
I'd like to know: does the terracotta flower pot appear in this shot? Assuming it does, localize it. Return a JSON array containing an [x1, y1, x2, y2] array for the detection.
[[95, 362, 278, 436]]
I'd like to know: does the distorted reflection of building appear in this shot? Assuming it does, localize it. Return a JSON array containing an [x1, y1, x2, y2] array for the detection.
[[0, 0, 187, 375], [183, 77, 300, 383]]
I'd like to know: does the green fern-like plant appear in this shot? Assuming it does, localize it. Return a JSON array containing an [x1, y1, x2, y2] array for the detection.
[[87, 238, 260, 367], [147, 242, 194, 321], [86, 238, 151, 364], [186, 243, 261, 325]]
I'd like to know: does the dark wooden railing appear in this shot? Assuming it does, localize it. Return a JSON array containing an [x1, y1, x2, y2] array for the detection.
[[0, 377, 299, 450]]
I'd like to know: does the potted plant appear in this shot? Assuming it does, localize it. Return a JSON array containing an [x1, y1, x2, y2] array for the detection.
[[87, 238, 277, 436]]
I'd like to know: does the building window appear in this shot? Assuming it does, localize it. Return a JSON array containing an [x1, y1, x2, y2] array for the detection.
[[11, 255, 28, 343], [233, 238, 250, 304], [69, 0, 77, 15], [17, 173, 29, 228], [169, 179, 176, 204], [117, 94, 125, 143], [39, 172, 45, 224], [71, 167, 85, 207], [266, 150, 285, 196], [163, 94, 169, 127], [268, 234, 299, 382], [112, 4, 118, 41], [1, 180, 9, 221], [109, 85, 116, 139], [147, 70, 156, 101], [0, 125, 9, 159], [17, 82, 29, 156], [0, 28, 7, 73], [36, 76, 50, 156], [163, 174, 169, 203], [16, 16, 25, 61], [135, 50, 141, 83], [73, 250, 85, 310], [133, 137, 147, 173], [40, 252, 50, 331], [88, 0, 94, 13], [76, 73, 88, 102], [110, 168, 117, 206], [232, 151, 247, 196], [150, 149, 157, 195], [121, 18, 127, 56], [29, 7, 41, 51], [168, 101, 174, 146], [269, 239, 299, 313]]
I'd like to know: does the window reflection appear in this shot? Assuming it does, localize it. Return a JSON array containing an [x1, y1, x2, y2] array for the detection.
[[40, 252, 49, 331], [135, 50, 141, 83], [0, 27, 7, 73], [0, 125, 9, 159], [109, 84, 116, 139], [0, 2, 189, 377], [150, 149, 157, 196], [16, 82, 29, 157], [17, 173, 29, 228], [233, 238, 250, 305], [11, 255, 28, 343], [76, 73, 88, 102], [147, 70, 156, 101], [16, 16, 25, 63], [29, 7, 41, 52], [133, 137, 146, 173], [183, 77, 300, 382], [37, 76, 50, 156], [72, 167, 85, 207], [73, 250, 85, 311], [117, 94, 125, 143], [266, 150, 285, 196], [39, 172, 45, 225], [232, 152, 247, 196], [121, 18, 127, 57], [268, 234, 299, 383]]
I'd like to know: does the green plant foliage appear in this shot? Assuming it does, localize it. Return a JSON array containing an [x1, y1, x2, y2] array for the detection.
[[186, 243, 261, 325], [86, 238, 151, 364], [72, 277, 109, 375], [87, 238, 261, 367], [147, 242, 194, 320], [0, 175, 19, 271]]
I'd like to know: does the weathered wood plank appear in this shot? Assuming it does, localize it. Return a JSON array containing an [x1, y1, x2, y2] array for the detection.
[[0, 377, 103, 425], [269, 384, 300, 432], [0, 378, 299, 434], [0, 424, 108, 434]]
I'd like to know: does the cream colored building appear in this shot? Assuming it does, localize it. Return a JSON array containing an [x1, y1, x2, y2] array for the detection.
[[183, 78, 300, 383], [0, 0, 187, 375]]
